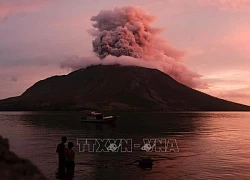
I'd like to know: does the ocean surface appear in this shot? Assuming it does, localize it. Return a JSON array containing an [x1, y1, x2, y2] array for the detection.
[[0, 111, 250, 180]]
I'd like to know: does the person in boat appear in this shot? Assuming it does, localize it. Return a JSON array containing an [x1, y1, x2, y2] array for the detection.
[[56, 136, 67, 175], [65, 142, 75, 178]]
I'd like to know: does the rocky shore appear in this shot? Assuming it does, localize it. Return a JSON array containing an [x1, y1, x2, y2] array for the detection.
[[0, 136, 47, 180]]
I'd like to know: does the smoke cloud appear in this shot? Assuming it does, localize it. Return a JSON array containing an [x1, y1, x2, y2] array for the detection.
[[62, 6, 207, 88], [90, 6, 184, 60], [61, 55, 207, 89]]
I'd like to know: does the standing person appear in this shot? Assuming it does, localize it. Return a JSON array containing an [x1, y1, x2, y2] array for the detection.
[[56, 136, 67, 176], [65, 142, 75, 178]]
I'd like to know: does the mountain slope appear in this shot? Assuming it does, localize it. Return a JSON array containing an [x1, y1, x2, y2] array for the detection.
[[0, 65, 249, 111]]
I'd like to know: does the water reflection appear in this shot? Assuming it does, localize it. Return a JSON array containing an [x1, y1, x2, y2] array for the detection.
[[0, 112, 250, 179]]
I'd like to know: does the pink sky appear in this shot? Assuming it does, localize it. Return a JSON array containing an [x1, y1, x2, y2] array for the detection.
[[0, 0, 250, 105]]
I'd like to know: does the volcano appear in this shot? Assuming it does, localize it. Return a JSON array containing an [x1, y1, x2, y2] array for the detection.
[[0, 65, 249, 111]]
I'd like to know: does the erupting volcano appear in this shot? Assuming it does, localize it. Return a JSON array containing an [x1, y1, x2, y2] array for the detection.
[[1, 6, 249, 111], [61, 6, 206, 89]]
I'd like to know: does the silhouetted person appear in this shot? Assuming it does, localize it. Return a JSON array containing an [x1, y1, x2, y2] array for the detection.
[[56, 136, 67, 176], [65, 142, 75, 178]]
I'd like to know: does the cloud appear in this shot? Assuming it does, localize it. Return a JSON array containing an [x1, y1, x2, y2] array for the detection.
[[10, 77, 18, 82], [197, 0, 250, 11], [0, 64, 67, 99], [220, 90, 250, 99], [218, 87, 250, 105], [90, 6, 184, 60], [61, 6, 207, 88], [201, 87, 250, 106], [200, 71, 250, 105], [60, 55, 208, 89], [0, 0, 54, 22]]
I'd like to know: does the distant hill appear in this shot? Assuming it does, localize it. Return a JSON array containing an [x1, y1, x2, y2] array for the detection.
[[0, 65, 249, 111]]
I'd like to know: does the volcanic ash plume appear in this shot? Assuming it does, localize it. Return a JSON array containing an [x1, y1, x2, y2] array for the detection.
[[90, 6, 184, 60], [88, 6, 206, 88]]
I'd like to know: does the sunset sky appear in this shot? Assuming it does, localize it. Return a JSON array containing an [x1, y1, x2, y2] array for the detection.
[[0, 0, 250, 105]]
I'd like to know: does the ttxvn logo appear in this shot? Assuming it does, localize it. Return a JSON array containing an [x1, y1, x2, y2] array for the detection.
[[77, 138, 179, 153]]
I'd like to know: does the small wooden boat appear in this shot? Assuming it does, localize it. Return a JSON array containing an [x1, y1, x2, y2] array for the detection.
[[81, 111, 117, 123]]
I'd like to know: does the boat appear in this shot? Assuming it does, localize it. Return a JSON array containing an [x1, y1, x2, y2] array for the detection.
[[81, 110, 117, 123]]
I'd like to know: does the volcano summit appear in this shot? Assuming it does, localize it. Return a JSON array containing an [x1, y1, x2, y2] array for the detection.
[[0, 65, 249, 111]]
